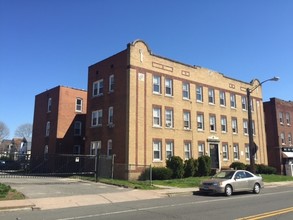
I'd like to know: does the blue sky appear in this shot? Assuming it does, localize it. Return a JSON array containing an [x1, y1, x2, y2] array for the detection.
[[1, 0, 292, 138]]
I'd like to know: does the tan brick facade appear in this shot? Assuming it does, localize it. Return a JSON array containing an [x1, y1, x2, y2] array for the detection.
[[86, 40, 268, 180]]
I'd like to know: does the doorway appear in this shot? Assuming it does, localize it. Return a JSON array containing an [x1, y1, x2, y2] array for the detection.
[[209, 143, 219, 169]]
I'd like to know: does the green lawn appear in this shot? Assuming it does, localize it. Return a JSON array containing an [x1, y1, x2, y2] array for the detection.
[[98, 174, 293, 189]]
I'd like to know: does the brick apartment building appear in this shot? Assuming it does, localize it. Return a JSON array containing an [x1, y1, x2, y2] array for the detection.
[[31, 86, 87, 171], [86, 40, 268, 179], [264, 98, 293, 174]]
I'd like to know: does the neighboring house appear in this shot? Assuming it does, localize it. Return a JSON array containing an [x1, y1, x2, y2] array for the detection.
[[86, 40, 268, 180], [264, 98, 293, 174], [0, 138, 23, 160], [31, 86, 87, 172]]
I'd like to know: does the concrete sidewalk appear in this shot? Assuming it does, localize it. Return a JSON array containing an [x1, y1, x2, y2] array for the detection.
[[0, 181, 292, 211]]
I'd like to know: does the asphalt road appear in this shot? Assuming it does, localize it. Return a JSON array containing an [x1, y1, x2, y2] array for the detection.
[[1, 181, 293, 220]]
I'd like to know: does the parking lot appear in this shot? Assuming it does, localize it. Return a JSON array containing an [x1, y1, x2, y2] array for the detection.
[[0, 175, 129, 199]]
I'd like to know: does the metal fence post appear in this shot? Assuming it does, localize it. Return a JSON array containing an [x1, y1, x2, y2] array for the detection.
[[150, 164, 152, 186]]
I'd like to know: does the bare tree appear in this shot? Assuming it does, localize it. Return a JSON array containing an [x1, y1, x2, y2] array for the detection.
[[14, 123, 32, 139], [0, 121, 10, 141]]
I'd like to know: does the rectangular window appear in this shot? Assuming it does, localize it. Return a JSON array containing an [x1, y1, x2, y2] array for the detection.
[[73, 145, 81, 154], [184, 141, 191, 160], [279, 112, 284, 124], [45, 121, 50, 136], [250, 99, 254, 112], [109, 74, 114, 92], [165, 78, 173, 96], [232, 117, 238, 134], [93, 79, 104, 96], [182, 82, 190, 99], [47, 98, 52, 112], [242, 96, 247, 110], [208, 88, 215, 104], [197, 112, 204, 130], [183, 111, 191, 129], [90, 141, 101, 155], [153, 107, 162, 127], [108, 107, 114, 125], [153, 140, 162, 161], [165, 108, 173, 128], [243, 119, 248, 135], [196, 85, 203, 102], [198, 142, 205, 157], [221, 116, 227, 132], [209, 114, 216, 132], [222, 143, 229, 160], [252, 120, 256, 135], [281, 132, 285, 145], [74, 121, 82, 136], [233, 143, 239, 160], [230, 93, 236, 108], [286, 112, 291, 125], [245, 144, 250, 160], [107, 140, 112, 156], [76, 98, 83, 112], [153, 75, 161, 94], [166, 140, 174, 159], [288, 133, 292, 145], [219, 91, 226, 106], [92, 110, 102, 126]]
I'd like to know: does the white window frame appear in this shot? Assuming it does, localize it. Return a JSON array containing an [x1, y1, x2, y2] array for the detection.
[[286, 112, 291, 125], [153, 107, 162, 127], [184, 141, 191, 160], [90, 141, 101, 155], [233, 143, 239, 160], [153, 140, 162, 161], [93, 79, 104, 97], [222, 143, 229, 160], [232, 118, 238, 134], [182, 82, 190, 100], [281, 132, 285, 145], [230, 93, 236, 108], [221, 116, 227, 133], [109, 74, 114, 92], [165, 108, 173, 128], [107, 140, 112, 156], [91, 111, 98, 127], [198, 142, 205, 157], [208, 88, 215, 104], [288, 133, 292, 145], [166, 140, 174, 159], [196, 85, 203, 102], [165, 78, 173, 96], [219, 91, 226, 106], [108, 106, 114, 125], [209, 115, 216, 132], [153, 75, 161, 94], [183, 111, 191, 130], [45, 121, 50, 136], [197, 113, 204, 130], [245, 144, 250, 160], [243, 120, 248, 135], [47, 98, 52, 112], [76, 98, 83, 112], [279, 112, 284, 124], [242, 96, 247, 110]]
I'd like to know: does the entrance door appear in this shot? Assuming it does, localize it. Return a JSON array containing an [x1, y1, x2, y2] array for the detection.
[[209, 144, 219, 169]]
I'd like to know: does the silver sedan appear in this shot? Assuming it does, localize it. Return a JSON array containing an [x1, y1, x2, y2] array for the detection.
[[199, 170, 264, 196]]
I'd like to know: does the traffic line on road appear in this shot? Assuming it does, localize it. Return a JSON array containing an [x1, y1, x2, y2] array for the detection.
[[235, 206, 293, 220]]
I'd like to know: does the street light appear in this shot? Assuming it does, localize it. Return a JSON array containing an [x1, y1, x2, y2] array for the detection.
[[247, 76, 279, 173]]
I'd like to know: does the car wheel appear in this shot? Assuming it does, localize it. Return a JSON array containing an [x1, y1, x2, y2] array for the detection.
[[253, 183, 261, 194], [225, 185, 233, 196]]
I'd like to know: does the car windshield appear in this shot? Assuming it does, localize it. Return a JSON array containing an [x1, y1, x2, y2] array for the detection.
[[213, 171, 235, 179]]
